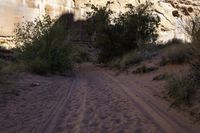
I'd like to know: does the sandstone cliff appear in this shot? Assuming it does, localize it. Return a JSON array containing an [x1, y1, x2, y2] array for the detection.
[[0, 0, 199, 42]]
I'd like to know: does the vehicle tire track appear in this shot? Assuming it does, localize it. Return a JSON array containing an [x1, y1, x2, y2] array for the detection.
[[102, 70, 198, 133], [49, 74, 88, 133], [36, 78, 77, 133], [81, 71, 160, 133]]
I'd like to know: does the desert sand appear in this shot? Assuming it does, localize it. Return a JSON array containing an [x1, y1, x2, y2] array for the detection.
[[0, 63, 200, 133]]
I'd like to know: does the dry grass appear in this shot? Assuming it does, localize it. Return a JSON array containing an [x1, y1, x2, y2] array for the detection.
[[160, 44, 191, 66], [108, 49, 157, 69]]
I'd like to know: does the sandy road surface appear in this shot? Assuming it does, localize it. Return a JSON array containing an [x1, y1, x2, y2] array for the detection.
[[0, 63, 200, 133]]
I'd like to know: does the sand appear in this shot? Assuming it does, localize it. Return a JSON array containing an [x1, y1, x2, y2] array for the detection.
[[0, 63, 200, 133]]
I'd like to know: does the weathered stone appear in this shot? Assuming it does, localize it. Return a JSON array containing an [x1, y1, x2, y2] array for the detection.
[[0, 0, 199, 42]]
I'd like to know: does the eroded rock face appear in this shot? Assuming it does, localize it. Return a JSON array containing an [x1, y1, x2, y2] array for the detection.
[[0, 0, 199, 42]]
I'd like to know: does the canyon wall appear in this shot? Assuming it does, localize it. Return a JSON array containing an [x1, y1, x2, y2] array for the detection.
[[0, 0, 199, 42]]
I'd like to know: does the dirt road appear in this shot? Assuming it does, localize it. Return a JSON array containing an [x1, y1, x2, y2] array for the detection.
[[0, 63, 200, 133]]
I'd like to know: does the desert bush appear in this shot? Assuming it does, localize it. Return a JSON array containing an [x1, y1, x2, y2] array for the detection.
[[14, 14, 73, 74], [107, 49, 157, 69], [189, 15, 200, 81], [160, 44, 191, 65], [115, 3, 160, 50], [120, 51, 143, 68], [167, 73, 198, 105], [86, 2, 160, 63], [0, 60, 19, 102], [107, 50, 143, 69], [132, 65, 158, 74], [107, 58, 121, 69], [72, 46, 89, 63]]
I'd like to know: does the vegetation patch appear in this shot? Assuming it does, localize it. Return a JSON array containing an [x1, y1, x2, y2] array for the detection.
[[0, 59, 19, 104], [14, 15, 78, 75], [86, 2, 160, 63], [107, 49, 158, 70], [167, 73, 198, 106], [132, 65, 158, 74], [72, 46, 90, 63], [153, 73, 170, 81], [165, 15, 200, 113], [160, 43, 191, 66]]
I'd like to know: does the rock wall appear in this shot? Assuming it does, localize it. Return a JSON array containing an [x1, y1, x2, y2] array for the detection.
[[0, 0, 199, 42], [74, 0, 200, 42]]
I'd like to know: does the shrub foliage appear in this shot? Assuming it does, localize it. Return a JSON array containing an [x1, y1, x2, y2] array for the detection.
[[14, 15, 73, 74], [86, 2, 160, 63]]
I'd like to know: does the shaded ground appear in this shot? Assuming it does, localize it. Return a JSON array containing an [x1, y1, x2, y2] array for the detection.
[[0, 63, 200, 133]]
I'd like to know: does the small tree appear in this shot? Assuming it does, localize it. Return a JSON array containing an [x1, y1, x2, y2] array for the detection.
[[115, 2, 160, 50], [14, 14, 73, 74], [86, 2, 116, 63], [86, 2, 114, 36], [86, 2, 160, 63]]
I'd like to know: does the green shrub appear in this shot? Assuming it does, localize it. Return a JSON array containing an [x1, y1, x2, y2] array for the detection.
[[72, 46, 89, 63], [86, 2, 160, 63], [27, 58, 49, 75], [14, 14, 73, 75]]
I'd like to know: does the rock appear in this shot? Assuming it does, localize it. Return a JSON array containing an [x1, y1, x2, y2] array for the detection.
[[0, 0, 200, 42]]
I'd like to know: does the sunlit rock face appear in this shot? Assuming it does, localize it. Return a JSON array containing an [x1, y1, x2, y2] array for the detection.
[[0, 0, 76, 36], [0, 0, 199, 42], [75, 0, 200, 42]]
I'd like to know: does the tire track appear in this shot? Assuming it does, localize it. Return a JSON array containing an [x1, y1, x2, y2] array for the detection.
[[102, 71, 198, 133], [36, 78, 77, 133], [90, 71, 164, 133]]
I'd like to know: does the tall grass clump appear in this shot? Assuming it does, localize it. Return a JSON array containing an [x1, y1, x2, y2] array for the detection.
[[160, 43, 191, 65], [167, 73, 197, 105], [14, 14, 73, 75], [107, 50, 143, 69]]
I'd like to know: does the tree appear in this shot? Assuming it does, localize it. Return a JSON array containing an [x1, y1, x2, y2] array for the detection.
[[14, 14, 73, 74], [86, 2, 160, 63]]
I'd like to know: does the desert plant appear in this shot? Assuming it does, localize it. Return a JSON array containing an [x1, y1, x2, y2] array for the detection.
[[120, 51, 143, 68], [107, 50, 143, 69], [132, 65, 158, 74], [72, 46, 89, 63], [14, 14, 73, 74], [86, 2, 160, 63], [189, 15, 200, 81], [115, 2, 160, 50], [166, 14, 200, 106], [161, 43, 191, 65], [167, 73, 197, 105]]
